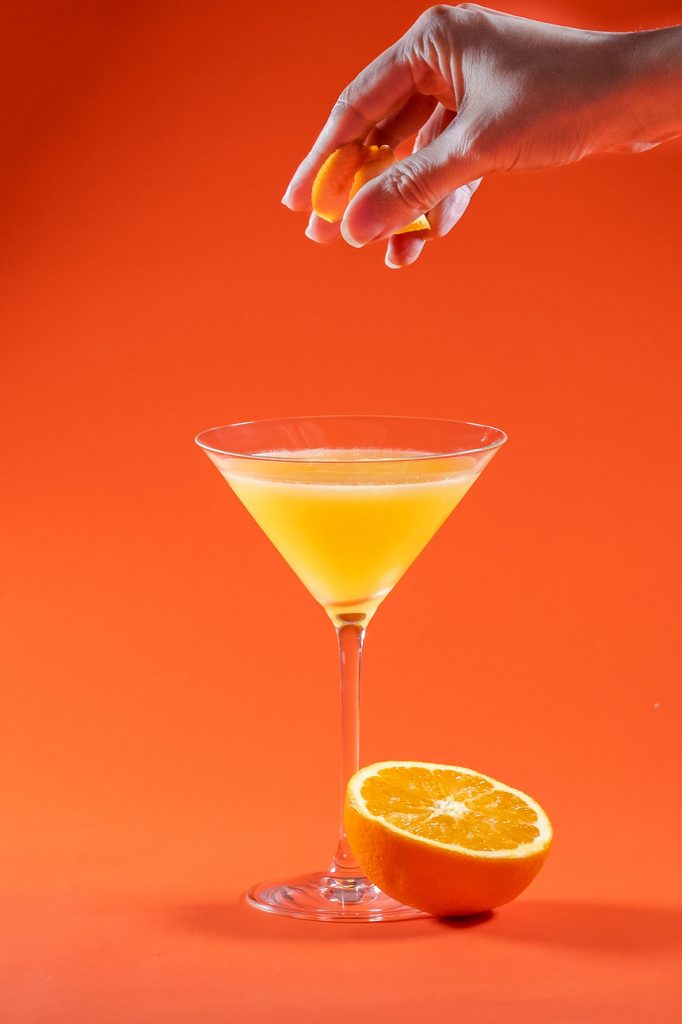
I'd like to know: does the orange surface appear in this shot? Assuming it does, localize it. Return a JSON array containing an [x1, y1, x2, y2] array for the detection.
[[1, 1, 681, 1021]]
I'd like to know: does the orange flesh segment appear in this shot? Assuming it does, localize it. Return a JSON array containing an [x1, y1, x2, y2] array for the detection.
[[311, 143, 431, 235], [311, 141, 367, 223], [396, 214, 430, 234], [361, 766, 541, 852]]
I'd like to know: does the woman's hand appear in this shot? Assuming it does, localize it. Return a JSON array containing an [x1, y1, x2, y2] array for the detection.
[[282, 5, 682, 267]]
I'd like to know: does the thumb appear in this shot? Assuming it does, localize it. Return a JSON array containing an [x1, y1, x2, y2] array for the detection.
[[341, 118, 485, 248]]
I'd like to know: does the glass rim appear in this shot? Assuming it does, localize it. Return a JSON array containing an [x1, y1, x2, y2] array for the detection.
[[194, 415, 508, 463]]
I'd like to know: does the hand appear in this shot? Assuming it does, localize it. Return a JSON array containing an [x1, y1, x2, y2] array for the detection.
[[282, 5, 682, 267]]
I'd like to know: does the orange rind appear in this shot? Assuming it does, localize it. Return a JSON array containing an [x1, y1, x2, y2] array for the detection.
[[312, 142, 431, 236]]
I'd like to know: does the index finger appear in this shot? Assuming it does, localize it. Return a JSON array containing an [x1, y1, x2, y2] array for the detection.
[[282, 37, 417, 211]]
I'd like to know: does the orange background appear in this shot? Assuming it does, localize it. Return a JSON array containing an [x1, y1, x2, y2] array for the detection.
[[2, 1, 681, 1021]]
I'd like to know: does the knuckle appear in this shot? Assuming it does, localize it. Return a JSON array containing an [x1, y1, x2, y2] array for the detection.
[[388, 163, 438, 213], [331, 88, 366, 123], [332, 88, 372, 129], [453, 4, 490, 30], [332, 93, 353, 119], [418, 5, 453, 33]]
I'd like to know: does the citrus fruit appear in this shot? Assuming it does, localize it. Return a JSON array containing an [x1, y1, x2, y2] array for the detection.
[[345, 761, 553, 916], [348, 144, 395, 199], [311, 141, 367, 224], [311, 142, 430, 234]]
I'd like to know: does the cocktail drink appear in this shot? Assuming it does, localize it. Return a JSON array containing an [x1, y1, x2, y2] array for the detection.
[[222, 448, 480, 623], [195, 417, 506, 921]]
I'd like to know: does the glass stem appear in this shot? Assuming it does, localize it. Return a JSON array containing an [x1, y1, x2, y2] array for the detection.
[[329, 618, 365, 876]]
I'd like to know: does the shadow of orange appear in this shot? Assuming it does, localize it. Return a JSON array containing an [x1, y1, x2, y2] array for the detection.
[[456, 899, 682, 954], [171, 897, 682, 953]]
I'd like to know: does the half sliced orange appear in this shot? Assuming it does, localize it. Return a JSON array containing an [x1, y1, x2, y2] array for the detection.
[[312, 142, 430, 234], [345, 761, 553, 916]]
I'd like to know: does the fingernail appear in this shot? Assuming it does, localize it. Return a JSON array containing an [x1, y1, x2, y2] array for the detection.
[[304, 212, 317, 241], [341, 210, 386, 248]]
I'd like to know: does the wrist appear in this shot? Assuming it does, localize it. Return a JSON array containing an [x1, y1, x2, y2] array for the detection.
[[608, 26, 682, 150]]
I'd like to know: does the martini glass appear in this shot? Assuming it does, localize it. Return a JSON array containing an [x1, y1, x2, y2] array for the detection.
[[195, 416, 506, 921]]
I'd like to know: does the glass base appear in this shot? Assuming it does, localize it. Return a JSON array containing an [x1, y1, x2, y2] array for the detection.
[[245, 871, 428, 922]]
